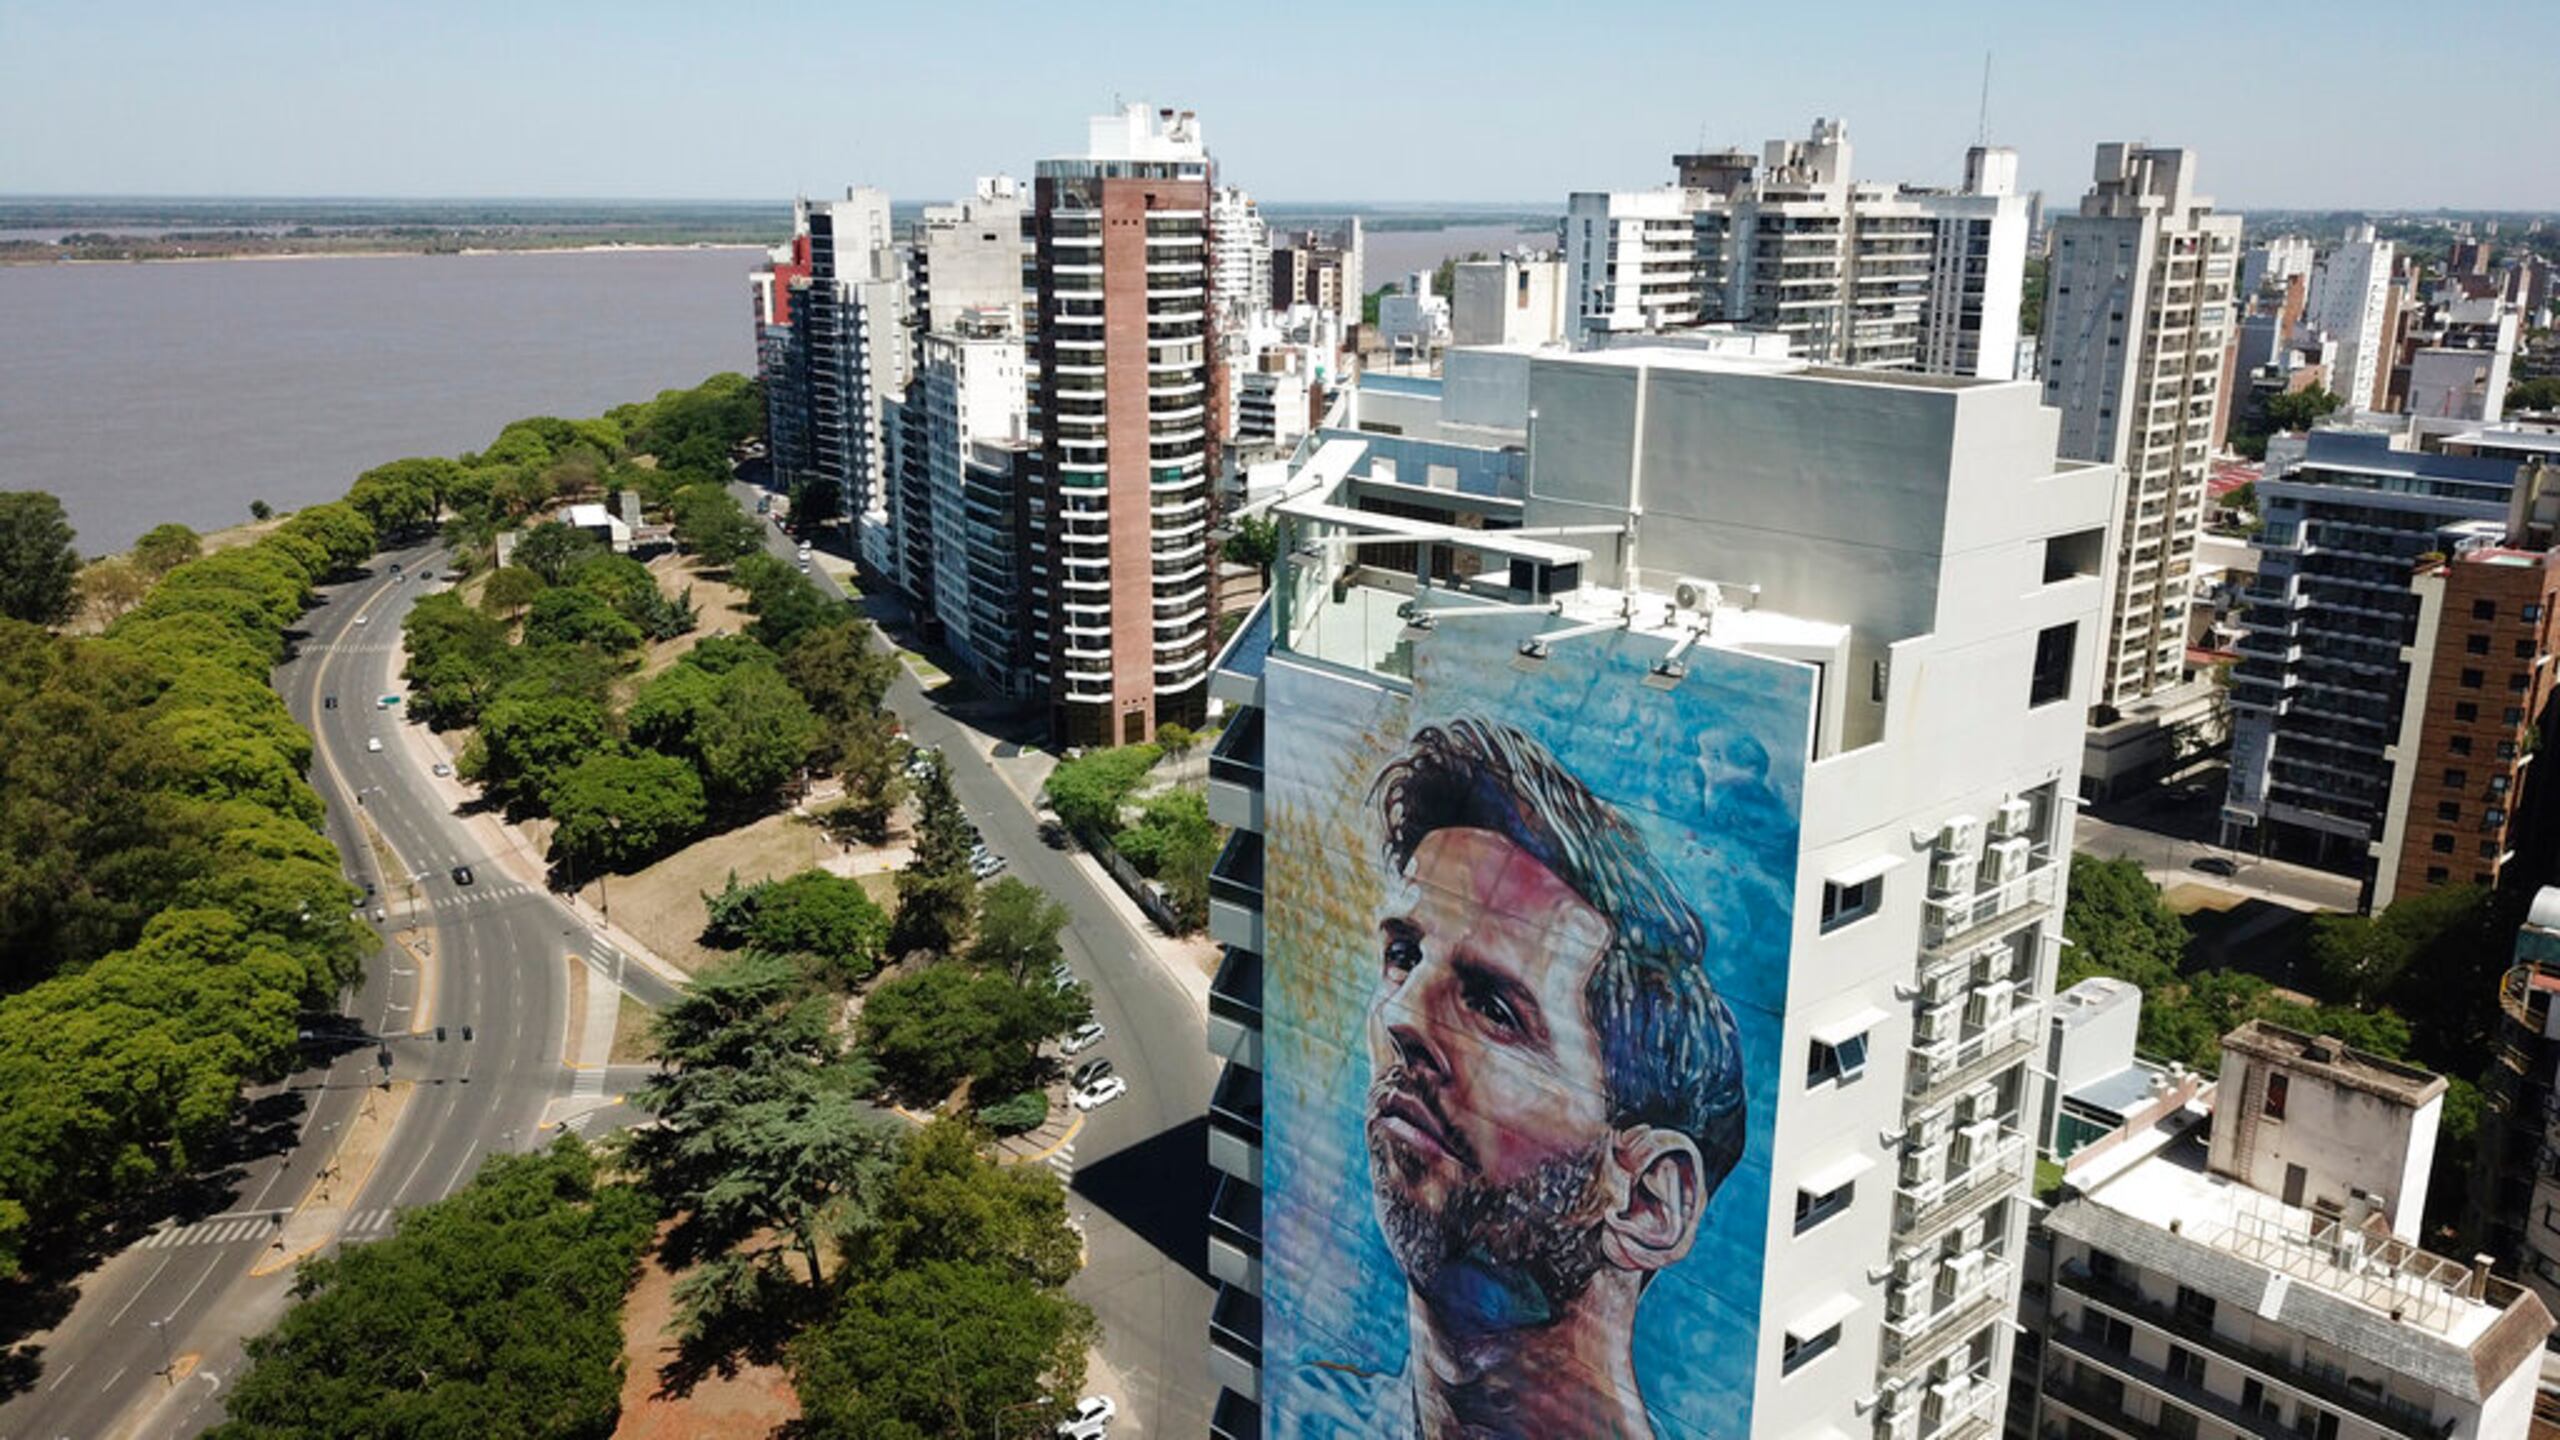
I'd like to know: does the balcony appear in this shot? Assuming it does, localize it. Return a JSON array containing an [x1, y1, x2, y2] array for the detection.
[[1895, 1133, 2030, 1240], [1209, 831, 1265, 953], [1210, 1388, 1261, 1440], [1921, 851, 2059, 953], [1882, 1258, 2015, 1377], [1208, 710, 1265, 834], [2055, 1263, 2452, 1440], [1209, 1283, 1263, 1403], [1208, 1171, 1263, 1292], [1209, 946, 1263, 1069]]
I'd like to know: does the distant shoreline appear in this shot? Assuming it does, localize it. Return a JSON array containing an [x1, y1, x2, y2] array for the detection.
[[13, 241, 768, 268]]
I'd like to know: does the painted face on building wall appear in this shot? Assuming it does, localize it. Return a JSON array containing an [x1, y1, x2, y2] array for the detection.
[[1355, 717, 1750, 1438]]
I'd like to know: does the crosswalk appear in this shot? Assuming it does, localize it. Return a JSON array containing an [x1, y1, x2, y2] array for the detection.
[[431, 881, 534, 911], [136, 1206, 402, 1252], [1047, 1139, 1077, 1187]]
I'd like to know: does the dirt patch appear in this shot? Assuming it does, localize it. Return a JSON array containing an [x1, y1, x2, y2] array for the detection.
[[611, 1225, 798, 1440], [607, 810, 837, 975], [612, 991, 656, 1064], [638, 554, 754, 681], [2161, 883, 2245, 916]]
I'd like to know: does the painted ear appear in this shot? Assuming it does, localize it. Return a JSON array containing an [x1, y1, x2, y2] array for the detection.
[[1599, 1127, 1703, 1274]]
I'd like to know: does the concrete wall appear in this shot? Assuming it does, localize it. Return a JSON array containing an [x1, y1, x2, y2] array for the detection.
[[2210, 1046, 2440, 1238]]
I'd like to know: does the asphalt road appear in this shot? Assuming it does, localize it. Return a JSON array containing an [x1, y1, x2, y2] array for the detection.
[[743, 502, 1219, 1436], [0, 542, 650, 1440]]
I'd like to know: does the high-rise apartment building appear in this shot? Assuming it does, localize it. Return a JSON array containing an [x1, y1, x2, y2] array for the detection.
[[1027, 104, 1220, 746], [1209, 185, 1269, 322], [749, 220, 814, 493], [2478, 893, 2560, 1316], [2223, 424, 2560, 892], [1569, 123, 2028, 379], [2041, 142, 2243, 709], [910, 175, 1028, 342], [1204, 345, 2119, 1440], [804, 188, 909, 551], [2239, 235, 2317, 302], [915, 310, 1028, 690], [2315, 224, 2397, 414], [1450, 251, 1568, 348]]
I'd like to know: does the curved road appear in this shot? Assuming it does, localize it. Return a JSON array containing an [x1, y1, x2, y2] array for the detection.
[[0, 543, 659, 1440]]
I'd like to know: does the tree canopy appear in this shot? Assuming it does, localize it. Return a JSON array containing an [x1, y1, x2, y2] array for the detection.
[[211, 1138, 652, 1440], [130, 522, 202, 579]]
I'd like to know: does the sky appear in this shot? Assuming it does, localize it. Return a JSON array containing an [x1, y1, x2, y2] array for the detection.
[[4, 0, 2555, 213]]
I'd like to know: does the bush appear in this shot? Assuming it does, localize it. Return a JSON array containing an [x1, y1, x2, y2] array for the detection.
[[1043, 744, 1161, 837], [979, 1090, 1049, 1135]]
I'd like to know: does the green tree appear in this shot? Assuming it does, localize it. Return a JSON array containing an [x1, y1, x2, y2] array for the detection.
[[1118, 787, 1219, 930], [965, 878, 1071, 985], [523, 583, 644, 654], [860, 963, 1091, 1102], [512, 520, 606, 585], [1223, 513, 1278, 575], [2506, 376, 2560, 414], [782, 618, 900, 724], [670, 483, 762, 567], [2060, 854, 2188, 994], [0, 492, 80, 625], [248, 498, 273, 521], [463, 692, 610, 816], [549, 749, 707, 873], [734, 551, 836, 653], [822, 709, 908, 844], [130, 522, 202, 579], [2263, 386, 2345, 433], [843, 1116, 1081, 1289], [2309, 883, 2492, 1007], [211, 1139, 652, 1440], [2020, 253, 2049, 337], [479, 562, 547, 618], [699, 661, 820, 808], [790, 1258, 1094, 1440], [75, 556, 151, 621], [1041, 743, 1162, 838], [623, 952, 895, 1346], [743, 869, 890, 985], [401, 590, 517, 728], [892, 757, 977, 957]]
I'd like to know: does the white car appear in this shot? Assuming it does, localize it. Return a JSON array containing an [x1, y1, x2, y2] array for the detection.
[[1061, 1021, 1105, 1055], [353, 615, 369, 626], [1058, 1395, 1116, 1438], [431, 762, 453, 777], [971, 852, 1006, 879], [1070, 1075, 1127, 1112], [366, 737, 383, 753]]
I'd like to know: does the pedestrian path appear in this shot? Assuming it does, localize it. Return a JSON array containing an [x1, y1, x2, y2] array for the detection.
[[428, 880, 538, 912]]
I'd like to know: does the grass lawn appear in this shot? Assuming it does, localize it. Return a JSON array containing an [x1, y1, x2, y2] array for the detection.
[[606, 810, 839, 975]]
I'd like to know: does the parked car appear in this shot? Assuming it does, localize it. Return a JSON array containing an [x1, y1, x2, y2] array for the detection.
[[2192, 855, 2240, 877], [1070, 1075, 1127, 1112], [1050, 962, 1078, 991], [1057, 1395, 1116, 1438], [1061, 1021, 1105, 1055], [450, 864, 475, 886], [971, 852, 1006, 879], [1072, 1057, 1115, 1090]]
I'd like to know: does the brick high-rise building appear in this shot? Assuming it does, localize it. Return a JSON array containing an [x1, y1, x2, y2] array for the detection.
[[1028, 104, 1220, 746]]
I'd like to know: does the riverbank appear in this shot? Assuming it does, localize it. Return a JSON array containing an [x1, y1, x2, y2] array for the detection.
[[8, 240, 767, 268]]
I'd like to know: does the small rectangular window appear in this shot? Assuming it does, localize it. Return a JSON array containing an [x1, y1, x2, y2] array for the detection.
[[2462, 668, 2486, 689], [2519, 640, 2537, 660], [2264, 1071, 2289, 1120], [2445, 768, 2469, 787], [2438, 801, 2462, 822], [2526, 603, 2543, 622], [1794, 1181, 1854, 1234], [2506, 706, 2527, 725], [1808, 1034, 1868, 1087], [2042, 528, 2107, 584], [2475, 599, 2499, 621], [2428, 865, 2451, 883], [2450, 735, 2474, 755], [2468, 635, 2492, 655], [2031, 623, 2077, 707], [2432, 833, 2456, 854], [2457, 702, 2480, 722], [1821, 877, 1881, 932], [2175, 1285, 2216, 1325], [1782, 1323, 1841, 1375]]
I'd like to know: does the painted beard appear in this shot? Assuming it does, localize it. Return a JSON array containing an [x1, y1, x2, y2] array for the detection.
[[1368, 1084, 1612, 1334]]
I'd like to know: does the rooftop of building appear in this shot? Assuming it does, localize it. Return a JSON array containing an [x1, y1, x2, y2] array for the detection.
[[1537, 343, 2017, 394], [2220, 1018, 2448, 1108], [2052, 977, 2141, 1034], [2051, 1101, 2551, 1394]]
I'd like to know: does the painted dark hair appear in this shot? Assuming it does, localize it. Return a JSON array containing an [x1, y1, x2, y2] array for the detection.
[[1372, 717, 1747, 1193]]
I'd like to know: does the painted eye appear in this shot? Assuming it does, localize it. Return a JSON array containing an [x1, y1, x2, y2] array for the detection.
[[1383, 934, 1421, 977], [1463, 978, 1522, 1033]]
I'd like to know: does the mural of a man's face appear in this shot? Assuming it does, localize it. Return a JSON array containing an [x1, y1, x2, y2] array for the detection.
[[1365, 827, 1628, 1324]]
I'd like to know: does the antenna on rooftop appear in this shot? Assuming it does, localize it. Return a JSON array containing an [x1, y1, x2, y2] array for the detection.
[[1976, 52, 1992, 147]]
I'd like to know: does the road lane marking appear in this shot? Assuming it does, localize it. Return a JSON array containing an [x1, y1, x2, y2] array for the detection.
[[46, 1360, 76, 1390], [105, 1257, 172, 1323]]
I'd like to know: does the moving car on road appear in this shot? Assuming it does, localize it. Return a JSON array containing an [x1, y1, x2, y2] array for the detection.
[[450, 864, 475, 886], [366, 737, 383, 753]]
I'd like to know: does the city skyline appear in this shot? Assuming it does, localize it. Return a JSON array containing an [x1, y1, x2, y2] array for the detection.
[[5, 0, 2556, 211]]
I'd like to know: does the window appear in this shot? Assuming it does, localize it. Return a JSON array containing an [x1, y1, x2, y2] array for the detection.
[[2526, 603, 2543, 623], [2433, 833, 2456, 854], [2482, 841, 2502, 859], [2450, 735, 2473, 755], [2428, 865, 2451, 883], [2520, 640, 2537, 660], [2032, 623, 2077, 707], [2507, 706, 2527, 725], [2475, 599, 2498, 621], [2161, 1406, 2200, 1440], [1821, 876, 1882, 932], [2167, 1345, 2208, 1387], [2469, 634, 2492, 656], [2514, 672, 2535, 692], [2462, 668, 2486, 689], [2264, 1071, 2289, 1120], [2444, 768, 2469, 788], [2175, 1285, 2216, 1325], [2457, 702, 2480, 721], [1809, 1034, 1868, 1087], [1782, 1323, 1840, 1375], [1794, 1181, 1854, 1234], [2438, 801, 2462, 822], [2043, 528, 2107, 583]]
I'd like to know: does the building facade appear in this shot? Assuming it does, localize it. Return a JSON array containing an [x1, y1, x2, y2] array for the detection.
[[1564, 185, 1706, 342], [1450, 251, 1567, 348], [2041, 142, 2243, 709], [2315, 224, 2397, 415], [1028, 104, 1220, 746], [1206, 346, 2119, 1440], [804, 188, 909, 552]]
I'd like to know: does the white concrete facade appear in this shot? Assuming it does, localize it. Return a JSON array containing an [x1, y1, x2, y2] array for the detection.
[[2314, 225, 2396, 415], [2041, 142, 2242, 708], [1207, 348, 2122, 1440], [1564, 186, 1707, 343], [1450, 252, 1567, 348]]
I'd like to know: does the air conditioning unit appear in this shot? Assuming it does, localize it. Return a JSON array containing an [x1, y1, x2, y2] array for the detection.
[[1922, 967, 1968, 1005], [1912, 1111, 1952, 1147], [1990, 796, 2034, 839], [1937, 815, 1984, 858], [1671, 576, 1723, 614], [1956, 1119, 2003, 1170], [1967, 980, 2016, 1027], [1885, 1408, 1921, 1440], [1980, 836, 2032, 886], [1889, 1278, 1930, 1320], [1942, 1249, 1985, 1291], [1929, 852, 1978, 898], [1964, 1082, 2002, 1121], [1902, 1142, 1948, 1188], [1915, 1004, 1954, 1045]]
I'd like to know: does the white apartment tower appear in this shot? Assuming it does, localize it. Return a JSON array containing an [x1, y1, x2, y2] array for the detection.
[[2041, 142, 2242, 708], [1209, 185, 1269, 323], [1204, 348, 2120, 1440], [1564, 185, 1706, 342], [918, 311, 1029, 694], [804, 187, 910, 550], [2313, 223, 2397, 413]]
